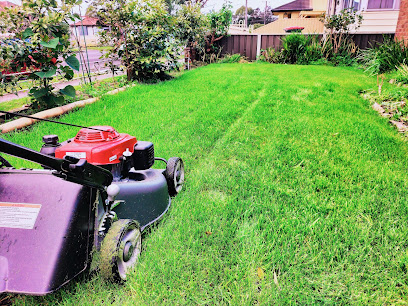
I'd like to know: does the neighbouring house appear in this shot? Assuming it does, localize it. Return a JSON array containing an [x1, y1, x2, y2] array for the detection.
[[0, 1, 17, 12], [395, 0, 407, 41], [327, 0, 400, 34], [70, 16, 106, 47], [253, 0, 326, 34]]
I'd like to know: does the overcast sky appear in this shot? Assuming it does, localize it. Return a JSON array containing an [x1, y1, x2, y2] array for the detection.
[[203, 0, 290, 13]]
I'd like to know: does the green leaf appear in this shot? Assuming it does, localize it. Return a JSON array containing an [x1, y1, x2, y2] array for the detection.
[[65, 69, 74, 80], [65, 55, 80, 71], [40, 38, 59, 49], [60, 85, 76, 97], [34, 68, 57, 79], [22, 28, 34, 39], [50, 95, 64, 105], [32, 88, 48, 99]]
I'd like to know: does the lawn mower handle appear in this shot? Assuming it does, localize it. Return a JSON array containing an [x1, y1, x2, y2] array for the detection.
[[0, 138, 113, 190]]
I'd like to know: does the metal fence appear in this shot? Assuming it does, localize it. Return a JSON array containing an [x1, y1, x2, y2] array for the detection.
[[219, 34, 394, 61]]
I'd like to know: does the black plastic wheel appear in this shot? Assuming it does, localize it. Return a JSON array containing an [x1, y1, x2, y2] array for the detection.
[[165, 157, 185, 197], [0, 155, 12, 168], [99, 219, 141, 281]]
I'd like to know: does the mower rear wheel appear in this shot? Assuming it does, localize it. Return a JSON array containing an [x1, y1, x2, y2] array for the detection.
[[165, 157, 185, 197], [99, 219, 141, 281]]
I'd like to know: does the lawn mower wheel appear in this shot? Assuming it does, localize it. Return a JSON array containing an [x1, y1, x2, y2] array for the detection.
[[165, 157, 185, 197], [99, 219, 142, 281]]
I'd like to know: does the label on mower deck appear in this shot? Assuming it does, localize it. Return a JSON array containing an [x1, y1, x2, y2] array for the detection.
[[65, 152, 87, 159], [0, 202, 41, 229]]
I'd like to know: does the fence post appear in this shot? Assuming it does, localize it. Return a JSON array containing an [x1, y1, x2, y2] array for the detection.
[[256, 34, 262, 59]]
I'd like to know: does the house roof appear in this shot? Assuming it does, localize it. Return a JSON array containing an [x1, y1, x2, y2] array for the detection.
[[272, 0, 312, 12], [0, 1, 17, 11], [71, 16, 100, 27]]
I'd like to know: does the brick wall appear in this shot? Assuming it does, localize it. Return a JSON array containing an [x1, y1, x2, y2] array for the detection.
[[396, 0, 408, 42]]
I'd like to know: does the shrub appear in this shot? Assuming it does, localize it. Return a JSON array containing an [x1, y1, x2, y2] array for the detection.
[[0, 0, 79, 110], [280, 34, 323, 64], [321, 36, 359, 66], [395, 63, 408, 84], [359, 37, 408, 75], [219, 54, 247, 63], [258, 47, 283, 63], [197, 3, 232, 63], [281, 34, 308, 64], [96, 0, 180, 82], [258, 34, 322, 65], [175, 3, 207, 49], [304, 36, 324, 63], [321, 8, 363, 55]]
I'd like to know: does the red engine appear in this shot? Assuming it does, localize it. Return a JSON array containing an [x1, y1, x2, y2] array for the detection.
[[55, 126, 137, 165]]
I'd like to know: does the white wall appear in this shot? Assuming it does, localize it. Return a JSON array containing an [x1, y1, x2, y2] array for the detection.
[[332, 0, 400, 33]]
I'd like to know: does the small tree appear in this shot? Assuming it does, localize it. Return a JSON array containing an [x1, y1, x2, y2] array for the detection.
[[235, 5, 253, 17], [0, 0, 80, 109], [175, 3, 207, 48], [321, 9, 363, 55], [203, 3, 232, 54], [166, 0, 208, 10], [96, 0, 180, 81]]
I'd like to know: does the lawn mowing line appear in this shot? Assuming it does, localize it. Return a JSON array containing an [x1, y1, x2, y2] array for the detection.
[[195, 87, 267, 166]]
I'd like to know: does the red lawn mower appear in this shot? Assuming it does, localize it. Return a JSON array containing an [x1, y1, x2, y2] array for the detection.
[[0, 120, 184, 295]]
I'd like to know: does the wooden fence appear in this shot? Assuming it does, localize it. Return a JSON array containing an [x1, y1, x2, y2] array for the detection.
[[218, 34, 394, 61]]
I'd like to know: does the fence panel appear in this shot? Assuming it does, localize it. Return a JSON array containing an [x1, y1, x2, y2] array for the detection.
[[219, 35, 258, 60]]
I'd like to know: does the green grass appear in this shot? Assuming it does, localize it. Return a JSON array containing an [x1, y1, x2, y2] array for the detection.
[[0, 96, 30, 111], [5, 63, 408, 304]]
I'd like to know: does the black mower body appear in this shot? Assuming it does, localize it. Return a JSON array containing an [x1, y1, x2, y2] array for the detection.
[[0, 127, 184, 296]]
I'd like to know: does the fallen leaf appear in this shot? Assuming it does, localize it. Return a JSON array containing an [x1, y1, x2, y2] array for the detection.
[[257, 267, 265, 280], [205, 231, 212, 236], [274, 270, 281, 290]]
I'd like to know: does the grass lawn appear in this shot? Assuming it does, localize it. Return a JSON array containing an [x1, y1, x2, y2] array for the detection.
[[5, 63, 408, 304]]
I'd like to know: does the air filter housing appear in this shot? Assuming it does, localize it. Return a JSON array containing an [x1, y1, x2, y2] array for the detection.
[[133, 141, 154, 170]]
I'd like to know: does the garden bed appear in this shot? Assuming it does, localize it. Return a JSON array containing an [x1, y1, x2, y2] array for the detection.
[[0, 75, 127, 120]]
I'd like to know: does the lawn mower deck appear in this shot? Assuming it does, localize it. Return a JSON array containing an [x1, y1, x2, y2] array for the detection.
[[0, 126, 184, 295]]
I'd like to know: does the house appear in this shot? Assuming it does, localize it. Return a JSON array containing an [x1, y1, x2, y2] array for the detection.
[[327, 0, 401, 34], [70, 16, 106, 47], [395, 0, 407, 41], [253, 0, 326, 34]]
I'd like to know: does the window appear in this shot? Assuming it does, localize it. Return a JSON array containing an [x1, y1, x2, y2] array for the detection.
[[79, 26, 88, 36], [367, 0, 399, 9], [343, 0, 360, 10]]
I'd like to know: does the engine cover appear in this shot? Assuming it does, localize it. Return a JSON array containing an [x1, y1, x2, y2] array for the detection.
[[55, 126, 136, 165]]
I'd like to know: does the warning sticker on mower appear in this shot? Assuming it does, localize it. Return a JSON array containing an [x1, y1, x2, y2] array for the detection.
[[0, 202, 41, 229]]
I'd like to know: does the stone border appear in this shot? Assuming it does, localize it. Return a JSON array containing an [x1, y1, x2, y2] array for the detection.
[[372, 102, 408, 133], [0, 86, 130, 134]]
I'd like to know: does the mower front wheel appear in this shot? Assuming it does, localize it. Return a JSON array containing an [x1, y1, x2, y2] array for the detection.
[[99, 219, 141, 281], [165, 157, 185, 197]]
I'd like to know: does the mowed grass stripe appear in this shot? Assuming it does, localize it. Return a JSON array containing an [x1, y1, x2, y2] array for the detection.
[[10, 64, 408, 305]]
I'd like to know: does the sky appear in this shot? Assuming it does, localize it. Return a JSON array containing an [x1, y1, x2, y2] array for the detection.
[[203, 0, 291, 13], [7, 0, 292, 15]]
